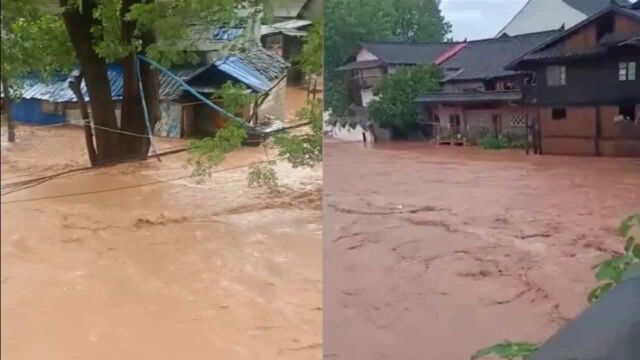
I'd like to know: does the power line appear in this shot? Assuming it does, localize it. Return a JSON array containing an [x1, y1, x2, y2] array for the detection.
[[1, 144, 190, 195], [1, 159, 272, 205]]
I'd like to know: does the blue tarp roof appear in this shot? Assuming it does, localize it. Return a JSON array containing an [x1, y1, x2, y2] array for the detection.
[[7, 64, 207, 102], [214, 55, 274, 92], [15, 65, 123, 102], [4, 48, 288, 102]]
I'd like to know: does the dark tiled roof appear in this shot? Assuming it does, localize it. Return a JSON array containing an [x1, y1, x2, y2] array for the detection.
[[237, 47, 289, 81], [520, 46, 607, 61], [563, 0, 629, 16], [414, 90, 522, 104], [509, 4, 640, 68], [335, 59, 385, 71], [621, 36, 640, 46], [360, 41, 456, 65], [439, 30, 561, 81], [617, 5, 640, 19]]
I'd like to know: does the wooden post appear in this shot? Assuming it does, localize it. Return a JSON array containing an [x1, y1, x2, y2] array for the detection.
[[525, 107, 530, 155], [595, 105, 601, 156]]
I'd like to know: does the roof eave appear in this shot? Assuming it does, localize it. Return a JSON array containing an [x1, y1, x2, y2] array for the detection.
[[506, 4, 640, 70]]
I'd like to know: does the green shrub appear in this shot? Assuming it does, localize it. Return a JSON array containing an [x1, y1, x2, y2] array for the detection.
[[479, 135, 505, 150]]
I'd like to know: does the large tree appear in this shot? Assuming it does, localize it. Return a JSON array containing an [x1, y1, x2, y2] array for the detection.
[[3, 0, 271, 165], [368, 64, 442, 138], [1, 0, 74, 142], [58, 0, 242, 165], [324, 0, 450, 114]]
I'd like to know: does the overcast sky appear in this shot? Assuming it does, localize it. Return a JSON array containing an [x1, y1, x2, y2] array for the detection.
[[441, 0, 529, 41]]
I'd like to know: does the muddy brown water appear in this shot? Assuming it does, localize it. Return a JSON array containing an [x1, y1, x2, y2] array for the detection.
[[1, 125, 322, 359], [323, 139, 639, 360]]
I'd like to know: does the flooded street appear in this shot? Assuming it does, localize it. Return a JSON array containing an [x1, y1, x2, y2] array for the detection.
[[1, 125, 321, 359], [323, 139, 640, 360]]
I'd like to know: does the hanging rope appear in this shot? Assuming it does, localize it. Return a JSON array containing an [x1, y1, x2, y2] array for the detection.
[[135, 54, 161, 161]]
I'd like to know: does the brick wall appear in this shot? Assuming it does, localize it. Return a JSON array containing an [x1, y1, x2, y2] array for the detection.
[[538, 105, 640, 157]]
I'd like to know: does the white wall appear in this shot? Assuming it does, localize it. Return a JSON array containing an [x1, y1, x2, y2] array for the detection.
[[497, 0, 586, 36], [361, 88, 378, 107], [326, 123, 374, 142], [356, 48, 379, 61], [258, 77, 287, 121]]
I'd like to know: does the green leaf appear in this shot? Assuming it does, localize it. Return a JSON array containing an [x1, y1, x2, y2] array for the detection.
[[471, 341, 539, 360], [594, 255, 634, 283], [588, 282, 615, 304], [624, 236, 640, 258], [619, 213, 640, 238]]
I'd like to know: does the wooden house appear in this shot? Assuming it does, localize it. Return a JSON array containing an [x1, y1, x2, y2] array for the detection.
[[508, 2, 640, 156]]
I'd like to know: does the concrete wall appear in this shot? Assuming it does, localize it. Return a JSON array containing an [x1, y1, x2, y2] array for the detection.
[[433, 105, 528, 139], [257, 77, 287, 121], [497, 0, 586, 36], [327, 123, 374, 142]]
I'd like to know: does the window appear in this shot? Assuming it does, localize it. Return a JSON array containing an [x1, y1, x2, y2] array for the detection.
[[552, 108, 567, 120], [546, 65, 566, 86], [616, 105, 636, 123], [619, 62, 636, 81]]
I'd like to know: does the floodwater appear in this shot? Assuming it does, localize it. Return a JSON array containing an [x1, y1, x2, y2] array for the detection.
[[1, 125, 322, 359], [323, 139, 640, 360]]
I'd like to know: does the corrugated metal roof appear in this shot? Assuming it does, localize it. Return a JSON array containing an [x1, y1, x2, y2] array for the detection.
[[10, 64, 209, 102], [17, 65, 123, 102], [214, 56, 274, 92], [271, 19, 313, 30]]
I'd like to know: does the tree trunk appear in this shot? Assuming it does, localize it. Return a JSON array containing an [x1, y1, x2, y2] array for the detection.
[[61, 0, 122, 163], [69, 72, 98, 165], [61, 0, 160, 164], [119, 0, 161, 159], [1, 77, 16, 143]]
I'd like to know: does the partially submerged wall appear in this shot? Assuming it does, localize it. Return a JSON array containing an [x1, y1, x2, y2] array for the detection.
[[539, 105, 640, 157]]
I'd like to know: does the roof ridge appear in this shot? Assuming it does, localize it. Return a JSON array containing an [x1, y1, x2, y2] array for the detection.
[[361, 40, 458, 46], [464, 28, 562, 44], [362, 29, 561, 48]]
